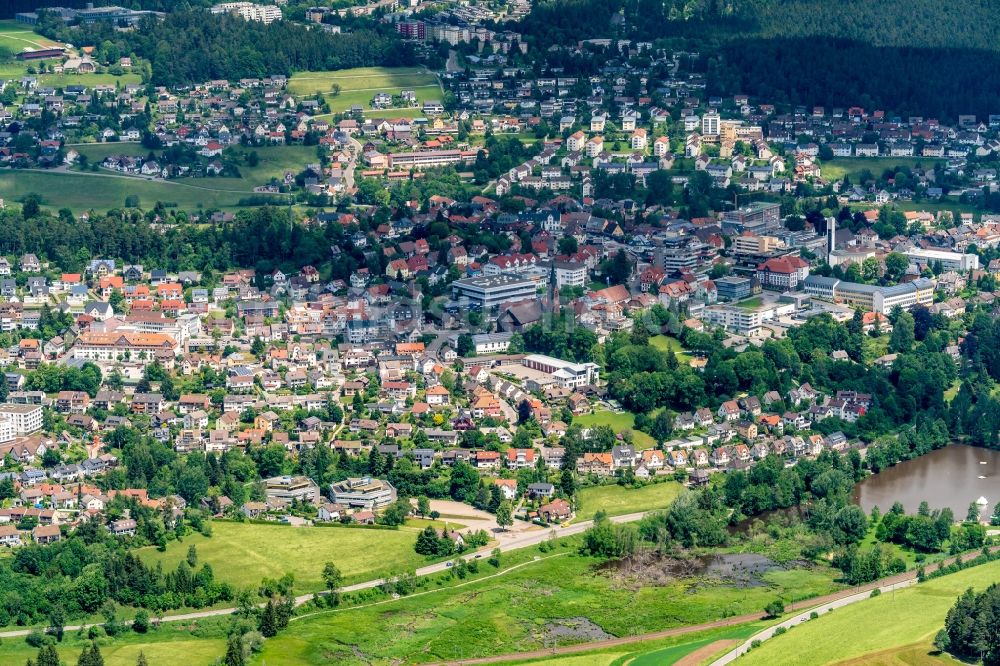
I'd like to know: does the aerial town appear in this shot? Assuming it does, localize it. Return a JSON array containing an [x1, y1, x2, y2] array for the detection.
[[0, 1, 1000, 665]]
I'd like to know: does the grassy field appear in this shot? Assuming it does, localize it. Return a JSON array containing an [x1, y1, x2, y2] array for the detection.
[[250, 545, 840, 665], [575, 410, 657, 449], [737, 559, 1000, 666], [1, 629, 227, 666], [70, 142, 149, 162], [820, 157, 942, 182], [0, 19, 61, 52], [287, 66, 440, 113], [0, 146, 318, 211], [506, 623, 768, 665], [45, 144, 314, 212], [138, 521, 439, 593], [572, 481, 683, 523], [0, 169, 263, 211], [649, 334, 692, 361]]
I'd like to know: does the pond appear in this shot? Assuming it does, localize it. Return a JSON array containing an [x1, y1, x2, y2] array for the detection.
[[852, 444, 1000, 520]]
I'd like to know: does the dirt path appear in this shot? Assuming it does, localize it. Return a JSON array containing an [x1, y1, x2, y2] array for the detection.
[[673, 640, 739, 666]]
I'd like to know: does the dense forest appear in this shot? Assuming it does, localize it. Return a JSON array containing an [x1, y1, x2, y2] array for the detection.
[[518, 0, 1000, 120], [37, 11, 411, 86], [707, 38, 1000, 122], [936, 583, 1000, 664]]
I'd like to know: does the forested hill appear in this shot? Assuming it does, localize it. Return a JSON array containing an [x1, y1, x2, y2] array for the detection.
[[707, 38, 1000, 122], [519, 0, 1000, 120], [520, 0, 1000, 50], [744, 0, 1000, 51]]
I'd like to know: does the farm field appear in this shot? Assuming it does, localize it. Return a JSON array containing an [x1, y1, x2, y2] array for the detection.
[[737, 558, 1000, 666], [287, 66, 440, 113], [251, 545, 840, 665], [574, 410, 657, 449], [572, 481, 683, 523], [137, 520, 439, 593]]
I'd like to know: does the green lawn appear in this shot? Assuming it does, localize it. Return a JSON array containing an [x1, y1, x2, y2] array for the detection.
[[137, 521, 438, 594], [575, 410, 657, 449], [251, 544, 840, 665], [820, 157, 942, 182], [738, 558, 1000, 666], [572, 482, 683, 523], [649, 334, 692, 361], [735, 296, 765, 309], [287, 66, 439, 113], [70, 142, 148, 162]]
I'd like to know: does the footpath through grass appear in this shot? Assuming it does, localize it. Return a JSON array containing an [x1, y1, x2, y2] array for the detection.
[[737, 558, 1000, 666], [137, 520, 435, 593]]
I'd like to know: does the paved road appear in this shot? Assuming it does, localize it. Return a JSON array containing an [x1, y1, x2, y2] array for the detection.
[[342, 135, 362, 194], [0, 511, 647, 639]]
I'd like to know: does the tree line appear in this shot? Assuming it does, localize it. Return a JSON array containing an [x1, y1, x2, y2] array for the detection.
[[38, 10, 413, 86]]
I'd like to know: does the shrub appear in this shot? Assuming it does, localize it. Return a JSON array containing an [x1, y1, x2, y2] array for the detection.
[[764, 599, 785, 618]]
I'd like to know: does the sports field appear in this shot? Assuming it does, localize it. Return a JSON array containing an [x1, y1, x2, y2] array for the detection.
[[287, 66, 440, 113], [137, 520, 439, 593], [737, 559, 1000, 666]]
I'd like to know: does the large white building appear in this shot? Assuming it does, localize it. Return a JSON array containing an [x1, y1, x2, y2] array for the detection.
[[451, 274, 538, 309], [211, 2, 283, 23], [0, 404, 43, 439], [521, 354, 600, 389], [329, 477, 397, 510], [903, 248, 979, 272], [72, 332, 179, 362], [704, 302, 795, 336], [803, 276, 935, 313], [550, 261, 588, 290], [701, 113, 721, 137]]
